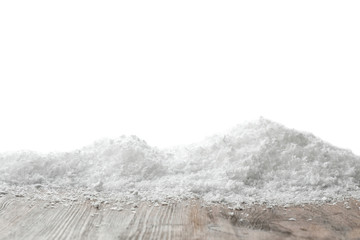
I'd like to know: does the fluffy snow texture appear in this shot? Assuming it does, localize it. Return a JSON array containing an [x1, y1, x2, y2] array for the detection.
[[1, 118, 360, 205]]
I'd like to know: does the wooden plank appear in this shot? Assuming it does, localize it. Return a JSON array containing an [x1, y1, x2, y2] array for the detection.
[[0, 195, 360, 240]]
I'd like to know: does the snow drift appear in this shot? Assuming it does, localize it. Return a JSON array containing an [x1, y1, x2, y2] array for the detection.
[[1, 118, 359, 204]]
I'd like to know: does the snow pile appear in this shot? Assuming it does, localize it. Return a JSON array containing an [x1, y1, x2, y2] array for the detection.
[[167, 118, 360, 203], [0, 136, 167, 190], [1, 118, 360, 205]]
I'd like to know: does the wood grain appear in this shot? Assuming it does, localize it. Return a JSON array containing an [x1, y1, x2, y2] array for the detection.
[[0, 194, 360, 240]]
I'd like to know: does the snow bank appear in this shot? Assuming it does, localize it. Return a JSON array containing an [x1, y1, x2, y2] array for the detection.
[[0, 136, 166, 189], [1, 118, 360, 205]]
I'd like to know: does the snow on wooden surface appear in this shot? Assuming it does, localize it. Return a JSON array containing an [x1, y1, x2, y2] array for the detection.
[[2, 118, 360, 205]]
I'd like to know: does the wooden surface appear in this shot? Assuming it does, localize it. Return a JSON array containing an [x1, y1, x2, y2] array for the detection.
[[1, 194, 360, 240]]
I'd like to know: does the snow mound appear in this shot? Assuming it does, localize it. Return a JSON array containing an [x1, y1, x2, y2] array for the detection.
[[0, 136, 167, 190], [1, 118, 360, 205], [169, 118, 360, 203]]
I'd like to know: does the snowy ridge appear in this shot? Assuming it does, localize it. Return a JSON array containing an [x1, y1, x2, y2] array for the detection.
[[1, 118, 360, 204]]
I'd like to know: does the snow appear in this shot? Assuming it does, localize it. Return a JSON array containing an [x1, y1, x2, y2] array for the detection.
[[1, 118, 360, 205]]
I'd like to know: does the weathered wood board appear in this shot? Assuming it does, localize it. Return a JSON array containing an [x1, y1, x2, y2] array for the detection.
[[1, 195, 360, 240]]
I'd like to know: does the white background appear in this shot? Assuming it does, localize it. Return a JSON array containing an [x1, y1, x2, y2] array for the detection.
[[0, 0, 359, 154]]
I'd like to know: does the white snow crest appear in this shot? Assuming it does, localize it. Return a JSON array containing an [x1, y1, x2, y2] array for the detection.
[[1, 118, 359, 204]]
